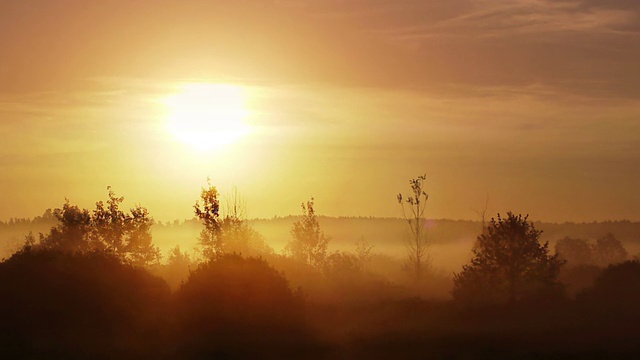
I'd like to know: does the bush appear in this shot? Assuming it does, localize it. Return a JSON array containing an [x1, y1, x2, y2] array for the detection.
[[173, 254, 319, 358], [0, 248, 171, 359], [579, 260, 640, 308]]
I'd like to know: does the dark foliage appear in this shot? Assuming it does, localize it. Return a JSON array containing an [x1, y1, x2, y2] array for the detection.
[[592, 233, 628, 267], [0, 247, 171, 359], [36, 188, 161, 266], [579, 260, 640, 308], [558, 264, 603, 296], [173, 254, 322, 358], [194, 183, 223, 258], [4, 202, 640, 358], [453, 212, 565, 306], [556, 237, 593, 267]]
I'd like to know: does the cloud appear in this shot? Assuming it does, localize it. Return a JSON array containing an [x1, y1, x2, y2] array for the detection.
[[1, 0, 639, 100], [279, 0, 640, 98], [386, 0, 639, 38]]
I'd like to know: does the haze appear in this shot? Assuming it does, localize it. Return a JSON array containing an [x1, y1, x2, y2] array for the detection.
[[1, 0, 640, 222]]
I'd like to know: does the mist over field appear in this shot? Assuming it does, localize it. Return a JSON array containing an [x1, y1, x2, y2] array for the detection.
[[2, 192, 640, 359], [7, 212, 640, 267]]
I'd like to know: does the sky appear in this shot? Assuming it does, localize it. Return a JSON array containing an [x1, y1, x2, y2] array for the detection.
[[1, 0, 639, 222]]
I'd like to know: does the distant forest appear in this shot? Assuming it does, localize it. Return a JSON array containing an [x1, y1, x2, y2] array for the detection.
[[3, 211, 640, 263]]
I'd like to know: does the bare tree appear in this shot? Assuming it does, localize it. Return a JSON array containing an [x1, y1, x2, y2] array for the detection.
[[473, 192, 490, 236], [224, 187, 247, 221], [220, 189, 272, 257], [397, 174, 430, 280]]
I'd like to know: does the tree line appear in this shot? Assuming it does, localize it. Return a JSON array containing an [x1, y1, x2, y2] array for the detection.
[[2, 176, 640, 358]]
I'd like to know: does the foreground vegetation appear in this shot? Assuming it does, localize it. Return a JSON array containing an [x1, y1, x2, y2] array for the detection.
[[1, 181, 640, 358]]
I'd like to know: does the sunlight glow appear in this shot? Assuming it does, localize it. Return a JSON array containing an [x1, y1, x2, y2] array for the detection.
[[164, 83, 251, 151]]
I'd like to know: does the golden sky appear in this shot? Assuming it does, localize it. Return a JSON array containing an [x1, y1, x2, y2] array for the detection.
[[1, 0, 639, 222]]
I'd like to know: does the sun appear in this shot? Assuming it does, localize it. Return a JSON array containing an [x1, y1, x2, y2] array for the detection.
[[163, 83, 251, 151]]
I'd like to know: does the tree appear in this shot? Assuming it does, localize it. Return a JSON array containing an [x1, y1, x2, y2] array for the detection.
[[167, 245, 192, 267], [194, 182, 223, 259], [219, 217, 273, 256], [39, 200, 92, 253], [453, 212, 565, 306], [592, 233, 627, 267], [194, 182, 273, 260], [397, 174, 430, 280], [219, 188, 272, 256], [90, 187, 160, 266], [355, 236, 373, 271], [125, 205, 160, 267], [473, 192, 490, 237], [324, 251, 364, 288], [37, 187, 161, 266], [555, 237, 593, 267], [157, 245, 194, 290], [286, 198, 330, 268]]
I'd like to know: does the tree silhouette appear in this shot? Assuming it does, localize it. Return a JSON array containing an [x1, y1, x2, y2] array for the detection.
[[39, 200, 92, 253], [453, 212, 565, 305], [194, 181, 273, 259], [194, 182, 223, 259], [555, 237, 593, 267], [37, 187, 160, 266], [220, 216, 273, 256], [324, 251, 364, 286], [286, 198, 330, 268], [159, 245, 194, 289], [592, 233, 627, 266], [397, 174, 430, 280], [90, 187, 160, 266]]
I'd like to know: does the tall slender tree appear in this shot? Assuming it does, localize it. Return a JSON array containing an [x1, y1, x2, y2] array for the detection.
[[397, 174, 430, 280], [194, 181, 223, 259]]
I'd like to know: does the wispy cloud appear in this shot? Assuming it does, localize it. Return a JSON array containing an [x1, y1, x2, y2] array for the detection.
[[382, 0, 638, 39]]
